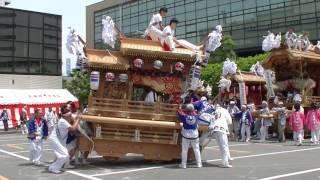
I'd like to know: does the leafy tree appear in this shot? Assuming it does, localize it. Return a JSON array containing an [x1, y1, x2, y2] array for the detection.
[[64, 70, 90, 108], [208, 35, 237, 63], [236, 52, 270, 71]]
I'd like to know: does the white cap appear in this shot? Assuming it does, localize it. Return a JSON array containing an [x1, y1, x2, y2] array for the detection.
[[230, 101, 235, 104], [201, 96, 207, 101]]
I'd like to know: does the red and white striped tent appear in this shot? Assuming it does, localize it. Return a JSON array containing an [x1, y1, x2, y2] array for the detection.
[[0, 89, 78, 129]]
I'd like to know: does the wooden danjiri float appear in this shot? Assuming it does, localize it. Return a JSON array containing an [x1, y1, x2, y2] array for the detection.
[[79, 37, 206, 161]]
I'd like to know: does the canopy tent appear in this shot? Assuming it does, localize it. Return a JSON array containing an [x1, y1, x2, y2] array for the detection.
[[0, 89, 78, 129]]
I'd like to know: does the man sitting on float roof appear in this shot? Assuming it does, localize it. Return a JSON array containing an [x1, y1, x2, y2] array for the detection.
[[144, 7, 167, 41], [161, 18, 202, 52]]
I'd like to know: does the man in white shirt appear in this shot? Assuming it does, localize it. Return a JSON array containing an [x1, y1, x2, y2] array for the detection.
[[161, 18, 202, 52], [144, 90, 157, 105], [144, 7, 167, 41], [48, 106, 79, 174]]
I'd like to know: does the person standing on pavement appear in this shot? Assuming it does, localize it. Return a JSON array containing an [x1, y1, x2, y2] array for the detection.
[[0, 108, 9, 131], [306, 102, 320, 145], [209, 104, 233, 168], [234, 105, 253, 142], [178, 104, 202, 169], [48, 106, 80, 174], [27, 109, 48, 165], [20, 106, 29, 135], [272, 102, 287, 142], [45, 107, 56, 136], [290, 104, 305, 146], [227, 101, 240, 140]]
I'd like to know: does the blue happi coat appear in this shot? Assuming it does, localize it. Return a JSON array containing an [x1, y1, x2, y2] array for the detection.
[[234, 110, 253, 127], [28, 118, 48, 140]]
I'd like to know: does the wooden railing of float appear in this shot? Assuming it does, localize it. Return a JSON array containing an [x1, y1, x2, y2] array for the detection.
[[88, 97, 179, 121]]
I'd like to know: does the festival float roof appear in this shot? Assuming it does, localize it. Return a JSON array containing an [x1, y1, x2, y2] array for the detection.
[[120, 37, 201, 62], [232, 71, 266, 84], [86, 48, 130, 70], [262, 48, 320, 69]]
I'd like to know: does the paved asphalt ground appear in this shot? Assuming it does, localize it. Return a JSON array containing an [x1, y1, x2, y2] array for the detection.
[[0, 133, 320, 180]]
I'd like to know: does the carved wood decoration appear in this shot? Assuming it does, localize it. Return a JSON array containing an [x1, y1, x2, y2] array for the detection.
[[104, 82, 127, 99]]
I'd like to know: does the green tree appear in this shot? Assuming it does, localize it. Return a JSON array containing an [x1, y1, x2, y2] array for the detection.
[[64, 70, 90, 108], [236, 53, 270, 71], [208, 35, 237, 63]]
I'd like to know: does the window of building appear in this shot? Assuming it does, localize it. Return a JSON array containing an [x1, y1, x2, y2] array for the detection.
[[29, 43, 43, 58], [0, 41, 13, 56], [243, 0, 256, 9], [29, 28, 43, 43], [29, 59, 41, 73], [14, 42, 28, 57], [42, 60, 58, 75], [44, 30, 58, 44], [15, 11, 28, 26], [231, 1, 243, 12], [44, 45, 58, 59], [300, 2, 315, 14], [14, 57, 29, 73], [29, 13, 43, 28], [15, 27, 28, 42], [0, 56, 13, 73]]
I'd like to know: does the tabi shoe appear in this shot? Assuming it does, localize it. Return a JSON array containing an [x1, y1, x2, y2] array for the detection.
[[179, 164, 187, 169], [197, 163, 203, 168], [49, 169, 62, 174], [222, 163, 233, 168]]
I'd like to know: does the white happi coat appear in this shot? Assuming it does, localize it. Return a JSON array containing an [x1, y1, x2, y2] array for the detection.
[[144, 13, 163, 41], [48, 118, 71, 172], [209, 107, 232, 135]]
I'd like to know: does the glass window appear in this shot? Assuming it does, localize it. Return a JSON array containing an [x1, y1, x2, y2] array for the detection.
[[271, 8, 284, 19], [15, 10, 28, 26], [42, 60, 58, 75], [30, 13, 43, 28], [300, 3, 315, 14], [0, 56, 13, 73], [257, 10, 270, 21], [257, 0, 269, 7], [285, 5, 300, 17], [196, 9, 207, 18], [231, 15, 243, 24], [196, 0, 206, 10], [0, 28, 13, 36], [231, 1, 243, 11], [44, 30, 58, 44], [0, 41, 13, 56], [29, 44, 43, 58], [243, 0, 256, 9], [14, 57, 29, 73], [15, 27, 28, 42], [29, 28, 43, 43], [244, 13, 257, 23], [29, 59, 41, 73], [0, 10, 13, 24], [14, 42, 28, 57], [44, 46, 58, 59], [219, 4, 230, 14]]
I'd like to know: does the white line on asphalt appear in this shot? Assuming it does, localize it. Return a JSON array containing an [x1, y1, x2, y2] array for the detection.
[[0, 149, 29, 161], [92, 146, 320, 177], [67, 170, 103, 180], [0, 148, 102, 180], [258, 167, 320, 180]]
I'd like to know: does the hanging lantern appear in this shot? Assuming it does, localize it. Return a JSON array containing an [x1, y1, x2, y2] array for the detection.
[[175, 62, 184, 71], [90, 71, 100, 91], [119, 74, 128, 82], [105, 72, 115, 82], [134, 58, 143, 68], [153, 60, 163, 70]]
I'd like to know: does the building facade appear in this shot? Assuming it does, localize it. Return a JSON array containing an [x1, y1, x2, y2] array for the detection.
[[0, 7, 62, 88], [87, 0, 320, 55]]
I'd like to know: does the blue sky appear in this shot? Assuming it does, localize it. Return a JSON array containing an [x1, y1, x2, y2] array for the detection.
[[6, 0, 102, 75]]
